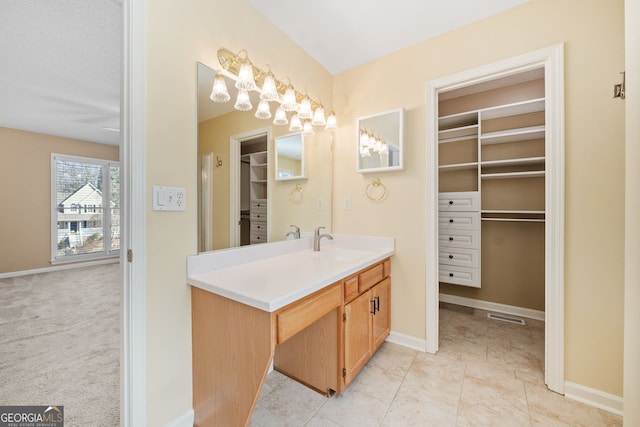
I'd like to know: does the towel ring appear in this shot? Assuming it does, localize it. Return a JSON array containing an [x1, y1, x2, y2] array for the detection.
[[289, 184, 303, 202], [365, 178, 387, 201]]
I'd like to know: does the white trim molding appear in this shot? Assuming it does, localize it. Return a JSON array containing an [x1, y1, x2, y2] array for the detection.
[[0, 258, 119, 280], [425, 43, 565, 393], [564, 382, 624, 416], [387, 331, 427, 353], [439, 294, 545, 322], [122, 0, 147, 425], [163, 409, 195, 427]]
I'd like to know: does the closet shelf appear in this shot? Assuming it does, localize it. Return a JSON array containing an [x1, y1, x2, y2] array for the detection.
[[480, 97, 545, 120], [481, 217, 545, 223], [482, 209, 545, 215], [438, 124, 478, 143], [438, 111, 478, 130], [481, 125, 545, 145], [439, 162, 478, 171], [481, 170, 545, 180], [481, 156, 545, 168]]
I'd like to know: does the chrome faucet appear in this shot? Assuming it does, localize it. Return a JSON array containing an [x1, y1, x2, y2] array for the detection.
[[313, 226, 333, 251], [285, 225, 300, 239]]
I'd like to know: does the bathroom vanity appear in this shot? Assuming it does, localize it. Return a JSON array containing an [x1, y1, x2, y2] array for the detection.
[[187, 235, 394, 427]]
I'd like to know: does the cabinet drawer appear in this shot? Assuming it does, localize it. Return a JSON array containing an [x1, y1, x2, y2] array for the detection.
[[439, 229, 480, 249], [251, 199, 267, 211], [438, 192, 479, 212], [277, 283, 342, 344], [439, 247, 479, 268], [250, 212, 267, 221], [439, 265, 480, 287], [439, 212, 480, 231], [250, 221, 267, 232], [343, 276, 359, 303], [358, 263, 384, 294]]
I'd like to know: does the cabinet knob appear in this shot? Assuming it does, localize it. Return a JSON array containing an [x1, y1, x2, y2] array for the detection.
[[449, 255, 453, 259], [449, 273, 454, 277], [449, 200, 454, 205], [449, 219, 454, 223], [449, 237, 454, 241]]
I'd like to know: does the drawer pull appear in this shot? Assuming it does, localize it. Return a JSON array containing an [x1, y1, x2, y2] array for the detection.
[[449, 255, 453, 259], [449, 237, 454, 241], [449, 273, 454, 277], [449, 200, 454, 205], [449, 219, 454, 223]]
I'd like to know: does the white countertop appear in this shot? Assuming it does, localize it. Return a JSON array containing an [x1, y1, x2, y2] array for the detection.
[[187, 234, 395, 312]]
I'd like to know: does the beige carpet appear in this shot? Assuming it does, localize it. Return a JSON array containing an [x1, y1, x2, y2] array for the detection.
[[0, 263, 120, 426]]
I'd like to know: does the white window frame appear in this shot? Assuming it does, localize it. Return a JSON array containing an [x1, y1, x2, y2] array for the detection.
[[51, 153, 120, 264]]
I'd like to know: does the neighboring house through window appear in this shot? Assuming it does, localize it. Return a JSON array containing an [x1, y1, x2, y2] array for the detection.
[[51, 153, 120, 263]]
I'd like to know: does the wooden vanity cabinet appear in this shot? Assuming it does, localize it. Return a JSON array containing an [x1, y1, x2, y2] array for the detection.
[[341, 259, 391, 389]]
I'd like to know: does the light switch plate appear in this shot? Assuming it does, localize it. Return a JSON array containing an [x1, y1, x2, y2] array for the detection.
[[153, 186, 186, 211]]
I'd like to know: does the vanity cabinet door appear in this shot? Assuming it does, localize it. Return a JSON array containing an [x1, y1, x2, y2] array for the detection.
[[372, 277, 391, 351], [343, 290, 373, 386]]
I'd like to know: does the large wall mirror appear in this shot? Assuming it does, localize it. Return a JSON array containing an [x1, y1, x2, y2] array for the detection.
[[197, 62, 332, 252], [356, 108, 405, 173]]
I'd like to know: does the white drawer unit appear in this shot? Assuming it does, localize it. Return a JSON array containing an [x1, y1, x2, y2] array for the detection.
[[439, 247, 479, 269], [439, 265, 480, 288], [249, 198, 268, 245], [250, 212, 267, 221], [438, 191, 481, 287], [439, 211, 480, 231], [438, 192, 479, 212], [251, 221, 267, 232], [438, 229, 480, 250], [251, 199, 267, 212]]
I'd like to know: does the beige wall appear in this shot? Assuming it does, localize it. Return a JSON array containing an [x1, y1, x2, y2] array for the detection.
[[332, 0, 624, 397], [145, 0, 333, 424], [0, 127, 119, 274]]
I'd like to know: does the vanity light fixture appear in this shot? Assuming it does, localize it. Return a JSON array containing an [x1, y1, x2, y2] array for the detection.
[[234, 89, 252, 111], [359, 128, 389, 156], [210, 72, 231, 103], [289, 113, 303, 132], [215, 47, 338, 129], [302, 120, 314, 135], [255, 100, 272, 120], [273, 107, 288, 125]]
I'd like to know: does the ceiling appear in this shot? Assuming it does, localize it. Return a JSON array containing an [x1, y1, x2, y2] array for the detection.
[[1, 0, 530, 147]]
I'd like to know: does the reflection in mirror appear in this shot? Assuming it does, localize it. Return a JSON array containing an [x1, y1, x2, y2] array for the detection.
[[356, 108, 405, 173], [275, 133, 306, 180], [197, 62, 332, 252]]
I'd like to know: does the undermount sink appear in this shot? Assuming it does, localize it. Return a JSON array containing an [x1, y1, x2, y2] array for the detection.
[[311, 247, 371, 261]]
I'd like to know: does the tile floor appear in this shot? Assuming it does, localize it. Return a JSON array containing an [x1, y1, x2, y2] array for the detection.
[[249, 303, 622, 426]]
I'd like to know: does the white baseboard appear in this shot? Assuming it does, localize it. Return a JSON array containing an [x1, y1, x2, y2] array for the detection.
[[439, 293, 545, 322], [564, 381, 623, 416], [0, 258, 119, 279], [387, 331, 427, 352], [164, 408, 194, 427]]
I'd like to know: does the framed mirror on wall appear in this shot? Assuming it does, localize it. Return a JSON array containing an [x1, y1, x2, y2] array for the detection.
[[275, 132, 306, 181], [356, 108, 405, 173]]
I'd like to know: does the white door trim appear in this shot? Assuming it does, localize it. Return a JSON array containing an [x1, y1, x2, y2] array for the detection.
[[229, 127, 271, 247], [425, 44, 565, 394], [122, 0, 147, 425]]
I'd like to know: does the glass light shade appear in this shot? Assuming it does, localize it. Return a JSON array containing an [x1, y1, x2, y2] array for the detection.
[[324, 112, 338, 130], [260, 74, 278, 101], [255, 100, 271, 120], [298, 96, 312, 119], [360, 130, 369, 148], [281, 86, 298, 112], [210, 73, 231, 103], [302, 120, 314, 135], [360, 146, 371, 157], [235, 61, 256, 91], [273, 107, 288, 125], [311, 106, 326, 126], [234, 89, 253, 111], [289, 113, 302, 131], [379, 142, 389, 153]]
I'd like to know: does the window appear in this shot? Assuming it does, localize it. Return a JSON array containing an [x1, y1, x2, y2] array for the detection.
[[51, 154, 120, 263]]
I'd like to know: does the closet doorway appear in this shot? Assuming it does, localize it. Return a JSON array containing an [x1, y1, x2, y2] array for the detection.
[[229, 127, 271, 247], [425, 44, 565, 393]]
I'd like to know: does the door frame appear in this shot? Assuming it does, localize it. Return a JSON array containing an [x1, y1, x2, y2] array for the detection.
[[229, 127, 271, 247], [425, 44, 565, 393]]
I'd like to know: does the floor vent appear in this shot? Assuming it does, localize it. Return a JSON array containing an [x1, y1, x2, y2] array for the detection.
[[487, 313, 526, 325]]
